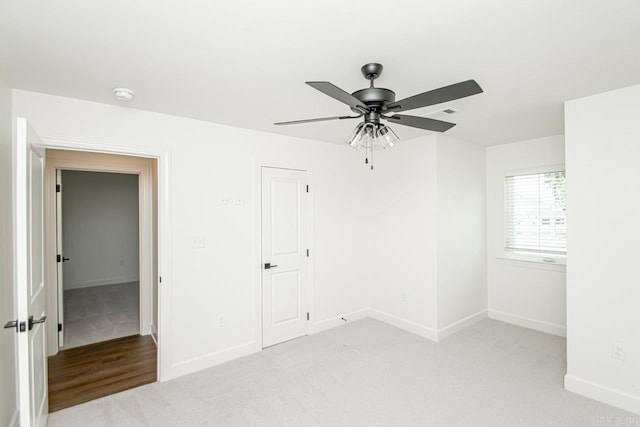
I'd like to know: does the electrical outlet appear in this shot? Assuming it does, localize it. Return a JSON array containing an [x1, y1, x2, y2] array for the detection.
[[218, 314, 225, 327], [612, 343, 625, 360]]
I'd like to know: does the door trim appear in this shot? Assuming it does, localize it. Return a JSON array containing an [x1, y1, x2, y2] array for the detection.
[[254, 162, 315, 350], [39, 136, 172, 382]]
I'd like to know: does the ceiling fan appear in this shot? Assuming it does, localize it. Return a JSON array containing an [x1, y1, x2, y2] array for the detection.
[[275, 63, 483, 169]]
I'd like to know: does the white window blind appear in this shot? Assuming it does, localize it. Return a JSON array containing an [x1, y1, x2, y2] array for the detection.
[[505, 171, 566, 255]]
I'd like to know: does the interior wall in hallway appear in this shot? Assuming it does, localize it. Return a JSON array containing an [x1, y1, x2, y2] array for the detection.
[[62, 170, 139, 289]]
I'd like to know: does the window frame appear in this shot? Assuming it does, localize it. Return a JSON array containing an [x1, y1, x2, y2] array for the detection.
[[501, 164, 567, 266]]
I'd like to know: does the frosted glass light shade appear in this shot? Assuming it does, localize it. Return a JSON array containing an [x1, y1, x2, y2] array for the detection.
[[346, 122, 398, 151], [346, 123, 366, 150], [378, 125, 399, 149]]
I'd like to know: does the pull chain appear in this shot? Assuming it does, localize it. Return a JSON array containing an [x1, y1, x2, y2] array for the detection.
[[370, 138, 374, 170]]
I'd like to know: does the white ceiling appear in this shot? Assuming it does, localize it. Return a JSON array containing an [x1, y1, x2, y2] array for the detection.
[[1, 0, 639, 146]]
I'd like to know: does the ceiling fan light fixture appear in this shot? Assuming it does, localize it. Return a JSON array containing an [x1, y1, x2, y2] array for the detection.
[[347, 122, 398, 151], [378, 124, 399, 149], [346, 122, 399, 169], [346, 122, 366, 150]]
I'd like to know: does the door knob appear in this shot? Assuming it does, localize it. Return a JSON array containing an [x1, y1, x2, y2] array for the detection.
[[28, 315, 46, 331], [4, 319, 27, 333], [264, 263, 278, 269], [4, 320, 18, 332], [62, 257, 70, 262]]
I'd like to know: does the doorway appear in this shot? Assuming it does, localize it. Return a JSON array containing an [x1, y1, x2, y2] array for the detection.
[[57, 170, 141, 349], [261, 167, 311, 348], [44, 149, 159, 411]]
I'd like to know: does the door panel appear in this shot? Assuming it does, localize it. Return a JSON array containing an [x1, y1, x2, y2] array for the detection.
[[15, 118, 48, 427], [271, 271, 300, 324], [271, 179, 300, 256], [29, 149, 44, 300], [30, 319, 46, 422], [261, 167, 308, 348]]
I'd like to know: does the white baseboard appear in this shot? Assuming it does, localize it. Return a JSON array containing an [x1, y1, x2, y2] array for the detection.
[[169, 341, 258, 379], [313, 309, 370, 334], [438, 310, 488, 341], [565, 374, 640, 415], [314, 308, 485, 343], [64, 275, 139, 290], [488, 309, 566, 337], [368, 309, 439, 342], [166, 309, 488, 381]]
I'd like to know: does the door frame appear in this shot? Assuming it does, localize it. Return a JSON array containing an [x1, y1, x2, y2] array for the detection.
[[39, 136, 172, 381], [254, 161, 315, 350], [45, 152, 152, 351]]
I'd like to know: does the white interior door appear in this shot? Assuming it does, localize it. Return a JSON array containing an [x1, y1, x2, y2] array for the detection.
[[261, 167, 309, 348], [15, 118, 48, 427], [55, 169, 64, 347]]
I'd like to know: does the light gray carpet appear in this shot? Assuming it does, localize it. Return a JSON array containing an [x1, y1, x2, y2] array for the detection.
[[63, 282, 139, 349], [48, 318, 637, 426]]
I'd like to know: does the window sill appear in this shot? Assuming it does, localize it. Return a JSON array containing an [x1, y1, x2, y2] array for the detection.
[[497, 252, 566, 271]]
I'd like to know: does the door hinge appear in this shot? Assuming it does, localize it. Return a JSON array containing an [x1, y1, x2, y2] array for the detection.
[[306, 185, 309, 193], [307, 312, 310, 321], [159, 276, 162, 284], [56, 184, 61, 193], [56, 254, 61, 263], [306, 249, 309, 257], [58, 323, 63, 332]]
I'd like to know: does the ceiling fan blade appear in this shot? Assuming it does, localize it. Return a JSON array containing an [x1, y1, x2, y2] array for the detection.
[[274, 115, 361, 126], [306, 81, 368, 111], [385, 114, 456, 132], [385, 80, 483, 113]]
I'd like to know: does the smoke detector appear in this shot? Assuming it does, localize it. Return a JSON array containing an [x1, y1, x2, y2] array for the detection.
[[113, 87, 135, 102]]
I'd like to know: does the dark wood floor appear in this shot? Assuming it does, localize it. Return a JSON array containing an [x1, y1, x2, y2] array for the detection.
[[48, 334, 157, 412]]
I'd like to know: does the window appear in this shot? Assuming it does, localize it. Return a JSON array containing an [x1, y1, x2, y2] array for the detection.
[[505, 170, 566, 258]]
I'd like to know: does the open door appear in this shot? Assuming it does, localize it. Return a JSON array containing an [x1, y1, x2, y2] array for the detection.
[[15, 117, 48, 427], [55, 169, 64, 347]]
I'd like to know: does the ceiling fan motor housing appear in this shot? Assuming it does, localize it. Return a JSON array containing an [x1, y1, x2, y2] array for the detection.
[[352, 63, 396, 118], [351, 87, 396, 121]]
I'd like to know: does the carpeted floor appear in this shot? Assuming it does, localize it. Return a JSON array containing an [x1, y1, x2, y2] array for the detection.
[[47, 318, 637, 426], [63, 282, 139, 349]]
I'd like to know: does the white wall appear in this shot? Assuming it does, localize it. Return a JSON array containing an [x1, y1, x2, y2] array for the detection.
[[13, 89, 372, 379], [0, 81, 18, 427], [367, 136, 440, 338], [367, 134, 487, 340], [436, 135, 487, 334], [486, 135, 567, 336], [564, 84, 640, 415], [62, 170, 139, 289]]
